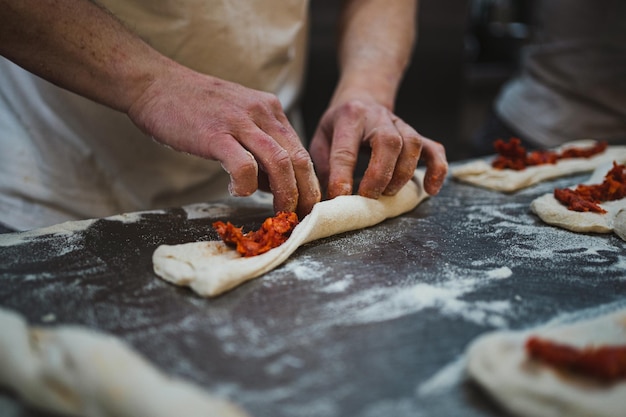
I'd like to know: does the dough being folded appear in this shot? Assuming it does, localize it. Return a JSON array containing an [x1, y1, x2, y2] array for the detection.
[[153, 171, 429, 297], [466, 308, 626, 417], [0, 308, 249, 417], [451, 140, 626, 192]]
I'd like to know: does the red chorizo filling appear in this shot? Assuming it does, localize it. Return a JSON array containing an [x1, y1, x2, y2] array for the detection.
[[213, 211, 299, 257], [492, 138, 608, 170], [553, 162, 626, 214], [526, 336, 626, 382]]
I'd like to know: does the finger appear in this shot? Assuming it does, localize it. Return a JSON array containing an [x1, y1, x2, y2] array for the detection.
[[205, 133, 259, 197], [382, 118, 423, 196], [357, 123, 403, 199], [287, 146, 320, 217], [420, 137, 448, 195], [242, 129, 299, 213], [254, 107, 321, 215], [326, 110, 364, 199]]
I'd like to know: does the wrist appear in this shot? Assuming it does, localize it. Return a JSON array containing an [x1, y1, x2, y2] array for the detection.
[[331, 73, 399, 111]]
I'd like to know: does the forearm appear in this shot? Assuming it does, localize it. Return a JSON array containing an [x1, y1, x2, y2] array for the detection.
[[334, 0, 417, 110], [0, 0, 172, 112]]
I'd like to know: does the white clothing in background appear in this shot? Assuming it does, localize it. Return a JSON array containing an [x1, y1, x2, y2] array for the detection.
[[0, 0, 309, 230], [496, 0, 626, 147]]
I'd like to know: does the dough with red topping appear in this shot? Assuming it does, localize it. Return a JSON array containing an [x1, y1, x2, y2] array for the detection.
[[452, 140, 626, 192], [466, 308, 626, 417], [153, 170, 429, 297], [531, 163, 626, 237]]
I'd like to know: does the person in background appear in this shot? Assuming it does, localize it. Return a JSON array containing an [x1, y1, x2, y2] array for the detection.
[[0, 0, 448, 232], [471, 0, 626, 156]]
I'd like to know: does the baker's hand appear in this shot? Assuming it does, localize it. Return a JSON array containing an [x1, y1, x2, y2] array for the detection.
[[127, 64, 321, 216], [309, 98, 448, 199]]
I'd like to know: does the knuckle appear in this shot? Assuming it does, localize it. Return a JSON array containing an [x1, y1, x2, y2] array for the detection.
[[263, 93, 283, 111], [388, 132, 405, 151], [369, 130, 403, 155], [269, 147, 292, 170], [330, 147, 358, 165], [290, 147, 313, 168], [339, 100, 366, 118], [248, 93, 281, 115]]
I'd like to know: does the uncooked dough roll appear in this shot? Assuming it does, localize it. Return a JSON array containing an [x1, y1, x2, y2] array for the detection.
[[0, 308, 249, 417], [153, 170, 430, 297]]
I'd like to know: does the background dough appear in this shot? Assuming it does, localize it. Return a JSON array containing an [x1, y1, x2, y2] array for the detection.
[[466, 308, 626, 417], [451, 140, 626, 192], [153, 170, 429, 297], [0, 308, 249, 417], [531, 163, 626, 236]]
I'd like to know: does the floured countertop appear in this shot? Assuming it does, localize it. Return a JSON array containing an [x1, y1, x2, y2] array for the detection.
[[1, 166, 626, 417]]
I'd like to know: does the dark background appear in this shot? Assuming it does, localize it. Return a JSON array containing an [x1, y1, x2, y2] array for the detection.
[[302, 0, 535, 162]]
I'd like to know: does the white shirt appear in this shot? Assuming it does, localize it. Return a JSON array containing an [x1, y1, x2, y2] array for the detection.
[[0, 0, 309, 230]]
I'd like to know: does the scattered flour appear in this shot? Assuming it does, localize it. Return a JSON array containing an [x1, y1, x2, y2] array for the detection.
[[416, 355, 467, 397], [0, 219, 95, 247], [329, 265, 514, 329], [486, 266, 512, 279], [285, 257, 329, 281], [41, 313, 57, 323], [0, 211, 160, 247], [264, 354, 304, 376], [319, 278, 352, 293], [183, 203, 238, 220]]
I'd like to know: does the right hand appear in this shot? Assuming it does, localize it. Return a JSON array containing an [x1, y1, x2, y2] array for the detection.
[[127, 63, 321, 217]]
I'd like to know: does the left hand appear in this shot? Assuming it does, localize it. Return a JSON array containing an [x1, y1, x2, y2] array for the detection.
[[309, 98, 448, 199]]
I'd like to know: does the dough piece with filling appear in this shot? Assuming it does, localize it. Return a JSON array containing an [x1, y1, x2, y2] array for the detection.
[[451, 140, 626, 192], [153, 170, 429, 297], [466, 308, 626, 417], [530, 163, 626, 235], [0, 308, 249, 417], [613, 209, 626, 241]]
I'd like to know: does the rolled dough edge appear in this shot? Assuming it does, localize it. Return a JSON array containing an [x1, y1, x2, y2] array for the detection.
[[0, 308, 250, 417], [153, 170, 429, 297]]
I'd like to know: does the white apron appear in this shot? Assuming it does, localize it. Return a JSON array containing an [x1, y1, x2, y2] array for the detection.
[[0, 0, 309, 230], [496, 0, 626, 147]]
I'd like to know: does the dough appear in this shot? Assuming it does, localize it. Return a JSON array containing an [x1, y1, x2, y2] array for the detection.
[[451, 140, 626, 192], [153, 170, 429, 297], [466, 308, 626, 417], [530, 163, 626, 236], [0, 308, 249, 417], [614, 209, 626, 241]]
